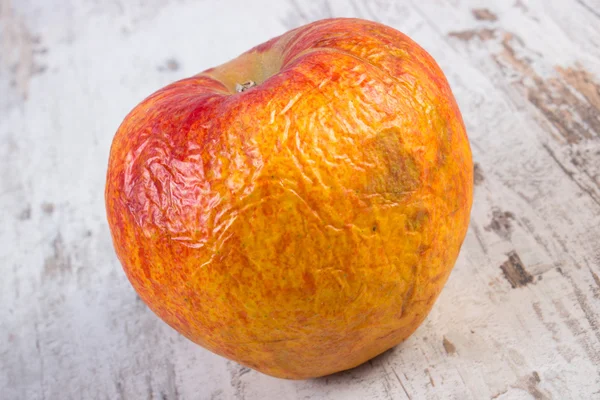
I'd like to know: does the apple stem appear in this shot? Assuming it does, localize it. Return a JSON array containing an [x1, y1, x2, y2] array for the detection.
[[235, 81, 257, 93]]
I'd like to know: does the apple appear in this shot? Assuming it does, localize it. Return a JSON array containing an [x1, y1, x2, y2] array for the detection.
[[106, 18, 473, 379]]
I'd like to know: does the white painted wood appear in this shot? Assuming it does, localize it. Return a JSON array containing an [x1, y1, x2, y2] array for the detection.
[[1, 0, 599, 399]]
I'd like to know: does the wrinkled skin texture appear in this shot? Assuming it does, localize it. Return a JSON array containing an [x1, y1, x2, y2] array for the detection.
[[106, 18, 473, 379]]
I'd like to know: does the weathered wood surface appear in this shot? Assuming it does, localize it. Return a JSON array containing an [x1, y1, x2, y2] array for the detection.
[[1, 0, 599, 399]]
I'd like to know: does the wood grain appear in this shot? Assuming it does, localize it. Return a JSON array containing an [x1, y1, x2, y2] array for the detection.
[[1, 0, 599, 398]]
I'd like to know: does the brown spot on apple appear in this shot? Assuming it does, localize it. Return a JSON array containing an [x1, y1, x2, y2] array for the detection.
[[363, 128, 421, 196]]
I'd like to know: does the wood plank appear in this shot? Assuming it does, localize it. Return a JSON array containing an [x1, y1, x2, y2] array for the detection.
[[1, 0, 599, 398]]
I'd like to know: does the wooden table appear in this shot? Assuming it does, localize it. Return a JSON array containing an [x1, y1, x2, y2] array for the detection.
[[2, 1, 599, 399]]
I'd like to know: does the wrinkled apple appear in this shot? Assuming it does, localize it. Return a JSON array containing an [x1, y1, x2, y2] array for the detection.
[[106, 18, 473, 379]]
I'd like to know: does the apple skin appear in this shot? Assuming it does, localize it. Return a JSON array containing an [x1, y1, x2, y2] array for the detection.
[[106, 18, 473, 379]]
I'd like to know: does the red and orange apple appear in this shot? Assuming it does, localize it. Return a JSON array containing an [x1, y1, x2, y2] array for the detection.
[[105, 18, 473, 379]]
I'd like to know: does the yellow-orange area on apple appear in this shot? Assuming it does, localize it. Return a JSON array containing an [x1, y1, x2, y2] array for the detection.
[[105, 18, 473, 379]]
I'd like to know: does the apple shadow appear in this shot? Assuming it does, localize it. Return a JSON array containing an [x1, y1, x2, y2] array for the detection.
[[310, 344, 401, 385]]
